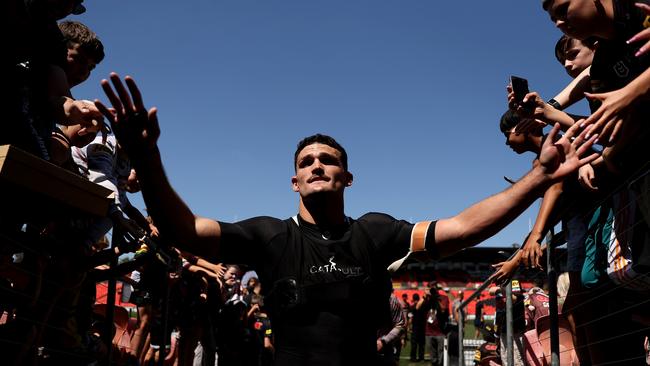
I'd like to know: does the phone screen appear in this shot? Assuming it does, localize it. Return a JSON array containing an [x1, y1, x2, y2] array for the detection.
[[510, 76, 529, 103]]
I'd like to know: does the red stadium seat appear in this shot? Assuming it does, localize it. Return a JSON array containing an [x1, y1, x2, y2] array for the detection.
[[535, 314, 580, 366], [523, 328, 546, 366], [93, 304, 133, 353]]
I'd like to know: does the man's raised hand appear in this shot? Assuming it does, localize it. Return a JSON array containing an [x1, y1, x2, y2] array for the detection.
[[538, 122, 599, 181], [95, 73, 160, 164]]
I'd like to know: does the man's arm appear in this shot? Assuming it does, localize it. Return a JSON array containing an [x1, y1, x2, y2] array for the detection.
[[520, 181, 563, 269], [95, 73, 221, 260], [137, 149, 221, 259], [178, 249, 226, 278], [433, 123, 598, 258]]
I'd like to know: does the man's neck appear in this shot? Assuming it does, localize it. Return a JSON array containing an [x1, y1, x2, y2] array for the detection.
[[298, 195, 346, 227]]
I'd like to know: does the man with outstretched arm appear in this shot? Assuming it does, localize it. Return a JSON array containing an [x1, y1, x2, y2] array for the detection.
[[95, 73, 598, 366]]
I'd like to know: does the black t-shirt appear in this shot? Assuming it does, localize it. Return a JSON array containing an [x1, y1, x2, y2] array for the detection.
[[612, 0, 650, 41], [588, 0, 650, 175], [218, 213, 436, 366], [590, 0, 650, 109], [250, 313, 272, 343]]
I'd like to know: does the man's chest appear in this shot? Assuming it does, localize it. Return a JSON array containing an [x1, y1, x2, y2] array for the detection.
[[300, 238, 367, 286]]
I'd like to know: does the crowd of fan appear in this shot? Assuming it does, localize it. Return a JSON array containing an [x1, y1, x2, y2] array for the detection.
[[397, 279, 550, 366], [485, 1, 650, 364], [0, 1, 277, 365], [128, 263, 277, 366], [2, 0, 650, 365]]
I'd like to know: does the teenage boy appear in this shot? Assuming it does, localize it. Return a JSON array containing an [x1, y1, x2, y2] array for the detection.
[[94, 73, 597, 365], [50, 21, 106, 167], [543, 0, 650, 164], [59, 20, 105, 87]]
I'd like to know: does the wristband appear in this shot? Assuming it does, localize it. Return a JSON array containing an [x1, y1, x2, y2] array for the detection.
[[547, 98, 562, 110]]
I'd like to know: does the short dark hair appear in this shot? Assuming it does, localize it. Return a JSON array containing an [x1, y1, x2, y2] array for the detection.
[[554, 35, 598, 65], [542, 0, 552, 10], [294, 134, 348, 171], [499, 109, 521, 136], [226, 264, 242, 278], [58, 20, 105, 63]]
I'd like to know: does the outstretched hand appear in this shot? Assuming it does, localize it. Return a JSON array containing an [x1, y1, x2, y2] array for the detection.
[[581, 88, 634, 144], [538, 122, 599, 181], [62, 97, 105, 132], [490, 259, 518, 285], [627, 3, 650, 58], [578, 163, 599, 192], [520, 236, 543, 270], [95, 73, 160, 164]]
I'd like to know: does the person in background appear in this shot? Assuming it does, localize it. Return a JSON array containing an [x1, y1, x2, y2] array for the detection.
[[376, 291, 406, 366]]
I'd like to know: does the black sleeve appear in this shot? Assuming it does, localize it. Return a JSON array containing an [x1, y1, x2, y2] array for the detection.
[[357, 212, 411, 255], [217, 216, 285, 266], [357, 213, 438, 265], [425, 221, 437, 257]]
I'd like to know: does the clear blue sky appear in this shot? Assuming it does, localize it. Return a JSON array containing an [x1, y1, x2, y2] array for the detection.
[[72, 1, 590, 248]]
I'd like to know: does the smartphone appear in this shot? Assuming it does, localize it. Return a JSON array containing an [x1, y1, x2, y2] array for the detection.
[[510, 75, 529, 104]]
